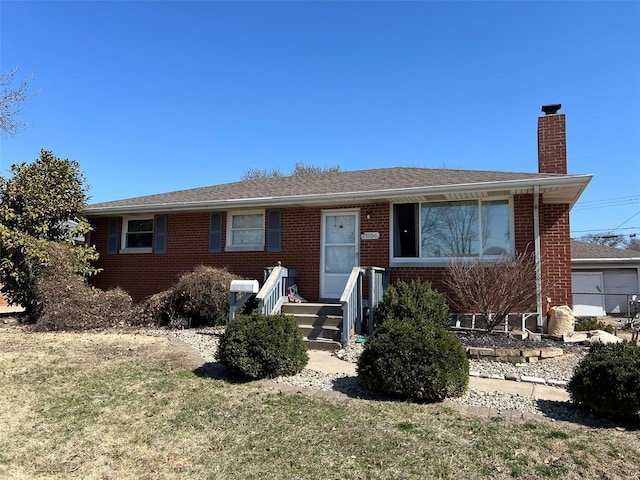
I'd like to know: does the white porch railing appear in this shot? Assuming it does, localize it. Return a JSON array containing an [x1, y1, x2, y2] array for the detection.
[[256, 265, 289, 316], [340, 266, 387, 344]]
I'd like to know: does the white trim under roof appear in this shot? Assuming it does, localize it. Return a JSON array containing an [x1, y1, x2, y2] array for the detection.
[[85, 174, 592, 216]]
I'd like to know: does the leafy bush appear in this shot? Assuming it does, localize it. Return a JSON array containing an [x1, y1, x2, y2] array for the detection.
[[357, 318, 469, 401], [575, 318, 614, 334], [375, 279, 451, 328], [0, 150, 97, 314], [34, 242, 132, 331], [216, 313, 308, 379], [567, 341, 640, 419]]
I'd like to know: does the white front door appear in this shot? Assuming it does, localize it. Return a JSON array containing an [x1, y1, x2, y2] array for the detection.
[[321, 210, 359, 299]]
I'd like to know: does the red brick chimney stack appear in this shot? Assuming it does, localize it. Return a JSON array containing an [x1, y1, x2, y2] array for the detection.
[[538, 104, 567, 175]]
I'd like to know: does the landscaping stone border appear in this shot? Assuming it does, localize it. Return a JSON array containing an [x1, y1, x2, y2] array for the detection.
[[465, 345, 566, 364]]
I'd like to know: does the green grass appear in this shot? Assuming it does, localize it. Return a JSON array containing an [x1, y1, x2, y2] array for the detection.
[[0, 329, 639, 479]]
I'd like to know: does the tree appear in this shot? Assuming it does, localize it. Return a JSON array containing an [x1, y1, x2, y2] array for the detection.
[[626, 236, 640, 252], [242, 162, 341, 180], [578, 232, 627, 248], [1, 68, 37, 137], [444, 251, 544, 332], [0, 150, 98, 313]]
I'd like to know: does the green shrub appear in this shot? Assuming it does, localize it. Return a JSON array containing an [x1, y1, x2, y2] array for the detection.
[[567, 341, 640, 419], [357, 318, 469, 401], [575, 318, 614, 334], [375, 279, 451, 328], [216, 313, 309, 379]]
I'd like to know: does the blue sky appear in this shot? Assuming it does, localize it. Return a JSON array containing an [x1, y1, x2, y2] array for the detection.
[[1, 1, 639, 239]]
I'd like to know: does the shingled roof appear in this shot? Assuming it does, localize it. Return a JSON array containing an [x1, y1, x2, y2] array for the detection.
[[571, 240, 640, 260], [85, 166, 591, 215]]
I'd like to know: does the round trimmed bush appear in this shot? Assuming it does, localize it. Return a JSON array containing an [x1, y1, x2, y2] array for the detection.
[[216, 313, 309, 379], [357, 318, 469, 401], [375, 279, 451, 329], [567, 341, 640, 419]]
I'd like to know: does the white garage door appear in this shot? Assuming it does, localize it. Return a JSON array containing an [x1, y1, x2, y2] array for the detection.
[[603, 269, 639, 314], [572, 272, 606, 317]]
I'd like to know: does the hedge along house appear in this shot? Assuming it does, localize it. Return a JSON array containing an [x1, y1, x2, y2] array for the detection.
[[85, 105, 591, 340]]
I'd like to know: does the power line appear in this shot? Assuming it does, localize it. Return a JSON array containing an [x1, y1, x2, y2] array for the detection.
[[573, 195, 640, 211], [612, 209, 640, 231], [571, 226, 639, 234]]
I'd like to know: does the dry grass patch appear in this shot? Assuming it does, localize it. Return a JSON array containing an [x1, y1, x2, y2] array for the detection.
[[1, 329, 639, 479]]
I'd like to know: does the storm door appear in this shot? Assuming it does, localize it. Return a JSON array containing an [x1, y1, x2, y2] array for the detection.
[[320, 210, 359, 299]]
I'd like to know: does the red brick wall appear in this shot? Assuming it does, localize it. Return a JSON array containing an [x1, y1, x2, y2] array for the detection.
[[0, 289, 7, 307], [90, 203, 392, 302], [538, 113, 567, 175], [89, 198, 560, 306], [537, 109, 572, 311], [540, 202, 572, 311]]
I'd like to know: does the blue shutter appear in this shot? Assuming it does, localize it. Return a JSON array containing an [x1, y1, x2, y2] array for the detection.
[[267, 209, 282, 253], [107, 218, 119, 255], [209, 212, 222, 253], [154, 215, 167, 254]]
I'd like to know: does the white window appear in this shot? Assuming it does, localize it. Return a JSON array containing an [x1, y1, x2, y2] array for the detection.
[[392, 199, 513, 263], [121, 216, 153, 253], [226, 210, 265, 251]]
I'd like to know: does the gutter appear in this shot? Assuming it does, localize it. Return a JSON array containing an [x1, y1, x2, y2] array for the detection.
[[571, 258, 640, 264], [534, 185, 544, 332]]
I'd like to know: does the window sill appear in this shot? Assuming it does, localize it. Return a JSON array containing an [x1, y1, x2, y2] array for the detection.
[[119, 247, 153, 254], [390, 255, 513, 268], [390, 258, 451, 268], [225, 245, 265, 252]]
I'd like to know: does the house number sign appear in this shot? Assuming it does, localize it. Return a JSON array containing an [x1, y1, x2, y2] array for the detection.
[[361, 232, 380, 240]]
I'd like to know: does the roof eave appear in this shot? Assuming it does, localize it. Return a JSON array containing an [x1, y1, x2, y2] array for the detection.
[[84, 174, 593, 216], [572, 258, 640, 264]]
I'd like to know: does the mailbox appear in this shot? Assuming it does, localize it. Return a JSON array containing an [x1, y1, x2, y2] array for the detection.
[[230, 279, 259, 293]]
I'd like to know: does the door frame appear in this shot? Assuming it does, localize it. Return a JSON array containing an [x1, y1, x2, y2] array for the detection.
[[320, 209, 360, 300]]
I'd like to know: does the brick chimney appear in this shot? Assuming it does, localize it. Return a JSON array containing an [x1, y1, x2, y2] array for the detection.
[[538, 104, 567, 174]]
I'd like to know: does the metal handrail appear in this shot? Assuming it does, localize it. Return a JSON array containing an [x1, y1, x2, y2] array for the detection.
[[256, 266, 289, 315]]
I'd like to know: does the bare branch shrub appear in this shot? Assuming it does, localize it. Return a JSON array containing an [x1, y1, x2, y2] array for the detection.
[[133, 265, 240, 327], [34, 242, 132, 331], [444, 251, 541, 332]]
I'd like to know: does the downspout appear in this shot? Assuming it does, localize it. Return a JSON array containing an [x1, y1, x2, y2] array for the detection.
[[533, 185, 544, 332]]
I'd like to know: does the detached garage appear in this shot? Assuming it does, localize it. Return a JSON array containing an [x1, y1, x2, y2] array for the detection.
[[571, 240, 640, 317]]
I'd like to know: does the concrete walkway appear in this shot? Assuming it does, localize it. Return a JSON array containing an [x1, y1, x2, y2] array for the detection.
[[307, 349, 570, 402]]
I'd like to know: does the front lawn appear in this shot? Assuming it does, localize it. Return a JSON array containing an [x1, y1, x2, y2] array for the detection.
[[1, 329, 638, 479]]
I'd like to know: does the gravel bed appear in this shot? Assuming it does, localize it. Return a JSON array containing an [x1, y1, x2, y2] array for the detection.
[[157, 327, 589, 421]]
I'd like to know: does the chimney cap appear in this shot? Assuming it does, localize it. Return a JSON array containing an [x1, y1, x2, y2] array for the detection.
[[542, 104, 562, 115]]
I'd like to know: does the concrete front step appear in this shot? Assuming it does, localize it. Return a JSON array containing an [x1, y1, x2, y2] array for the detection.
[[288, 314, 343, 328], [282, 302, 344, 349], [281, 302, 342, 316], [304, 338, 342, 351], [300, 324, 341, 342]]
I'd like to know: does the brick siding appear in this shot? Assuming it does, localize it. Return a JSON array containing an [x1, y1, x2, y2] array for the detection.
[[89, 197, 564, 306]]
